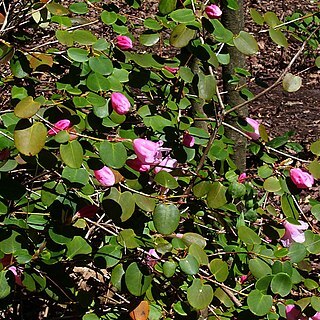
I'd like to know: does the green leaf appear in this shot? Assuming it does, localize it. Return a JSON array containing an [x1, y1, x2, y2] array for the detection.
[[99, 141, 127, 169], [88, 56, 113, 75], [125, 262, 152, 296], [170, 24, 196, 48], [281, 194, 299, 219], [73, 30, 97, 45], [209, 259, 229, 282], [56, 30, 74, 46], [189, 244, 208, 265], [250, 9, 264, 25], [304, 230, 320, 254], [139, 33, 160, 46], [187, 279, 213, 310], [163, 261, 176, 278], [233, 31, 259, 55], [315, 56, 320, 68], [170, 9, 195, 23], [14, 96, 41, 118], [144, 18, 162, 31], [179, 254, 199, 275], [153, 203, 180, 235], [47, 3, 69, 15], [111, 264, 124, 290], [308, 160, 320, 179], [247, 290, 273, 316], [311, 204, 320, 221], [61, 167, 89, 185], [69, 2, 88, 14], [238, 226, 261, 245], [14, 121, 47, 156], [100, 11, 117, 25], [198, 73, 216, 101], [263, 177, 281, 192], [95, 244, 122, 268], [264, 11, 281, 28], [311, 296, 320, 312], [269, 28, 288, 48], [0, 271, 11, 299], [207, 182, 227, 209], [159, 0, 177, 15], [0, 43, 14, 64], [310, 140, 320, 156], [119, 191, 135, 222], [67, 48, 89, 62], [86, 73, 110, 92], [117, 229, 139, 249], [283, 73, 302, 92], [66, 236, 92, 259], [270, 273, 292, 297], [249, 259, 272, 278], [182, 233, 206, 249], [288, 242, 307, 263], [154, 171, 179, 189], [133, 194, 156, 212], [60, 140, 83, 168]]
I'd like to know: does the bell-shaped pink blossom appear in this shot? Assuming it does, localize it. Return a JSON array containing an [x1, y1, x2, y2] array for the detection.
[[290, 168, 314, 189], [164, 66, 179, 74], [182, 132, 195, 148], [94, 166, 115, 187], [281, 220, 308, 247], [133, 138, 163, 164], [126, 157, 151, 172], [285, 305, 308, 320], [205, 4, 222, 19], [154, 156, 178, 174], [245, 117, 260, 140], [116, 35, 133, 50], [110, 92, 131, 115], [48, 119, 72, 135], [76, 204, 99, 219], [238, 172, 247, 183]]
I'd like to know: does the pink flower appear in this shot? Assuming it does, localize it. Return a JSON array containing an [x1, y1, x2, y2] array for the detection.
[[110, 92, 131, 115], [94, 166, 115, 187], [164, 66, 179, 74], [311, 313, 320, 320], [205, 4, 222, 19], [245, 117, 260, 140], [133, 138, 163, 164], [281, 220, 308, 247], [126, 157, 151, 172], [76, 204, 99, 219], [116, 35, 133, 50], [48, 119, 72, 135], [146, 249, 160, 268], [1, 255, 23, 286], [285, 305, 308, 320], [182, 132, 195, 148], [239, 275, 248, 284], [238, 173, 247, 183], [154, 156, 178, 174], [290, 168, 314, 189]]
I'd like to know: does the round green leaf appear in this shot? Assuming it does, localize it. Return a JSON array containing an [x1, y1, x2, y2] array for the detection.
[[47, 3, 69, 15], [179, 254, 199, 275], [308, 160, 320, 180], [60, 140, 83, 168], [182, 233, 206, 249], [66, 236, 92, 259], [189, 244, 208, 266], [263, 177, 281, 192], [100, 11, 117, 25], [86, 73, 110, 92], [233, 31, 259, 55], [283, 73, 302, 92], [250, 9, 264, 25], [73, 30, 97, 45], [14, 96, 41, 118], [14, 122, 47, 156], [117, 229, 139, 249], [0, 271, 11, 299], [238, 226, 261, 245], [144, 18, 162, 30], [61, 167, 89, 185], [310, 140, 320, 156], [264, 11, 281, 28], [198, 73, 217, 101], [69, 2, 88, 14], [159, 0, 177, 15], [56, 30, 74, 46], [153, 203, 180, 235], [125, 262, 152, 296], [99, 141, 127, 169], [67, 48, 89, 62], [269, 28, 288, 48], [311, 296, 320, 312], [163, 261, 176, 278], [270, 273, 292, 297], [247, 290, 273, 316], [154, 171, 179, 189], [133, 194, 156, 212], [88, 56, 113, 75], [187, 279, 213, 310], [207, 182, 227, 209], [288, 242, 307, 263], [169, 9, 195, 23], [139, 33, 160, 46], [209, 259, 229, 282], [95, 244, 122, 268], [170, 24, 195, 48]]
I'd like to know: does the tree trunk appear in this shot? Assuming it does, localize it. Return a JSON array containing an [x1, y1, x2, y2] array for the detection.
[[222, 0, 248, 172]]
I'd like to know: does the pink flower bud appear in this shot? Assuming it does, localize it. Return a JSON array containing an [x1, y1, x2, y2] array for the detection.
[[126, 157, 151, 172], [281, 220, 308, 247], [154, 156, 177, 174], [290, 168, 314, 189], [48, 119, 72, 136], [205, 4, 222, 19], [182, 132, 195, 148], [94, 166, 115, 187], [116, 35, 133, 50], [164, 66, 179, 74], [110, 92, 131, 115], [8, 266, 23, 286], [240, 275, 248, 284], [133, 138, 163, 164], [238, 173, 247, 183], [285, 305, 305, 320], [245, 117, 260, 140], [76, 204, 99, 219]]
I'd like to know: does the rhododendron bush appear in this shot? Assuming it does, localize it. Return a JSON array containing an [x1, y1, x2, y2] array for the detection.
[[0, 0, 319, 319]]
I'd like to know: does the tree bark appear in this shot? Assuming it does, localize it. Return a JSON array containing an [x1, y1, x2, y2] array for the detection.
[[222, 0, 248, 172]]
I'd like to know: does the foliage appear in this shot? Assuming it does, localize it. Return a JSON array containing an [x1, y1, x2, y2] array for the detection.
[[0, 0, 319, 319]]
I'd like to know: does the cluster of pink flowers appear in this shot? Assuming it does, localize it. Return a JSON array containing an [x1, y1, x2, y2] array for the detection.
[[286, 305, 320, 320], [127, 138, 177, 173], [290, 168, 314, 189], [110, 92, 131, 115], [205, 4, 222, 19], [116, 35, 133, 50], [48, 119, 77, 140]]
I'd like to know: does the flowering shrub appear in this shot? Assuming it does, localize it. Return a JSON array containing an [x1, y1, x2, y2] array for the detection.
[[0, 0, 319, 319]]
